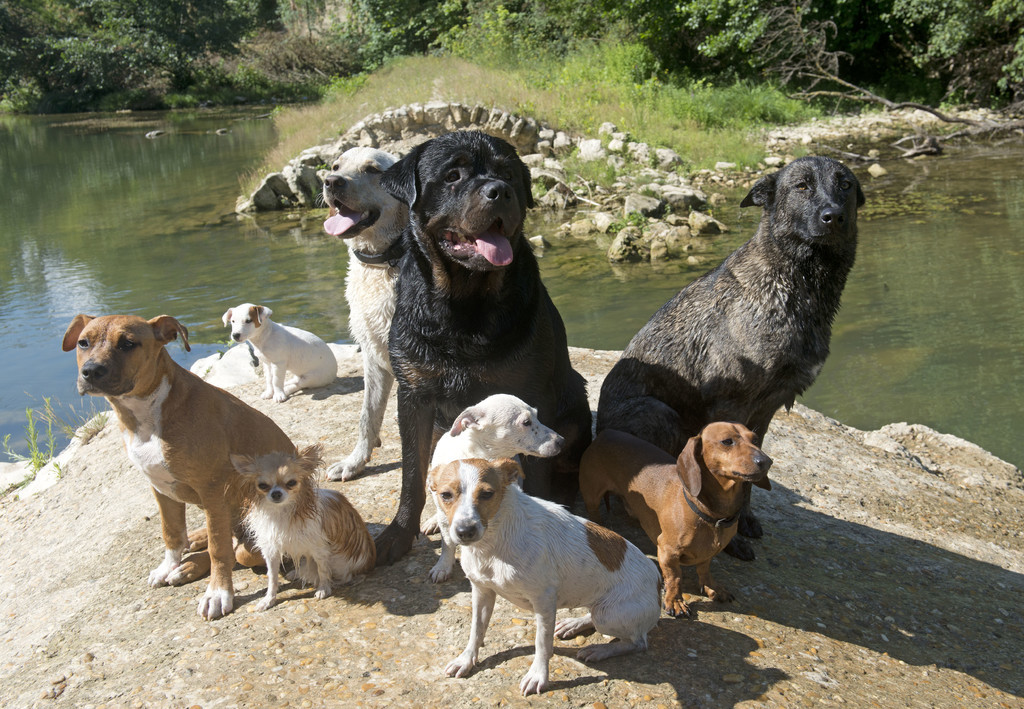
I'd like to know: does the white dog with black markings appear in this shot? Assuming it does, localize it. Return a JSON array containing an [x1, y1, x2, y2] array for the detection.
[[426, 393, 564, 583], [431, 457, 661, 696], [222, 303, 336, 403], [321, 147, 408, 481]]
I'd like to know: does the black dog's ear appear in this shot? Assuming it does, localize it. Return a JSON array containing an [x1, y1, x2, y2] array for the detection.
[[379, 143, 424, 207], [855, 182, 865, 207], [740, 172, 777, 208], [519, 159, 535, 209]]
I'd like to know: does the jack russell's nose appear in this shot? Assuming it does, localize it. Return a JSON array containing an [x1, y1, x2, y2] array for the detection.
[[232, 332, 243, 342], [454, 522, 481, 544]]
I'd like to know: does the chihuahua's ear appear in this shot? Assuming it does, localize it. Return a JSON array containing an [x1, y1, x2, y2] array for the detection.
[[450, 406, 484, 436], [62, 314, 94, 352], [149, 315, 190, 352], [230, 453, 256, 476], [297, 443, 324, 475], [677, 434, 704, 497], [221, 308, 233, 327]]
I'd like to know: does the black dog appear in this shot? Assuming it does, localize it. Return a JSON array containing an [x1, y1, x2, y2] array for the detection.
[[597, 156, 864, 559], [374, 130, 592, 565]]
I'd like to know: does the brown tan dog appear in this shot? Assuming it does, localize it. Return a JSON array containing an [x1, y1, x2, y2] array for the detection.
[[580, 422, 772, 617], [62, 314, 296, 620]]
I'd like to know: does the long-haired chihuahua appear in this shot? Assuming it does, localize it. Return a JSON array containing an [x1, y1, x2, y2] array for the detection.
[[232, 443, 375, 610]]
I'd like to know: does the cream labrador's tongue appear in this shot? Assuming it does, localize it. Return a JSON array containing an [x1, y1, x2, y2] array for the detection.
[[323, 208, 361, 236], [473, 230, 513, 266]]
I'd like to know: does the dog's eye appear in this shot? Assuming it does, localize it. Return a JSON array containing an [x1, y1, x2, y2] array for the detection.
[[795, 182, 809, 191], [721, 438, 734, 446], [439, 491, 454, 503], [77, 338, 89, 349], [118, 339, 136, 352], [331, 163, 340, 171], [285, 480, 298, 489], [257, 483, 270, 492], [445, 169, 461, 183], [244, 318, 252, 324], [840, 179, 851, 190], [521, 418, 532, 428], [478, 489, 494, 501], [363, 164, 381, 174]]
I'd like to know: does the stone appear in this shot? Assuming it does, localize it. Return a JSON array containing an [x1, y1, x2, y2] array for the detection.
[[624, 193, 665, 219], [607, 226, 649, 263], [656, 148, 683, 170], [689, 210, 727, 235], [607, 138, 625, 153], [649, 238, 669, 261], [521, 154, 545, 168], [282, 164, 321, 207], [627, 142, 651, 164], [552, 132, 572, 152], [528, 235, 549, 250], [578, 139, 607, 162], [660, 186, 708, 212], [569, 219, 596, 238], [591, 212, 617, 233], [538, 185, 577, 210], [868, 163, 888, 177], [764, 155, 784, 167], [598, 122, 617, 136], [530, 169, 564, 190]]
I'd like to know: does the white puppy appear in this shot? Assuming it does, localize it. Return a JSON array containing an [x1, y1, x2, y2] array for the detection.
[[320, 147, 407, 481], [222, 303, 336, 403], [431, 458, 661, 696], [427, 393, 564, 583]]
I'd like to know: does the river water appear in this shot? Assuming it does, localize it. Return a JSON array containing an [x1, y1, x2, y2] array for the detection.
[[1, 111, 1022, 470]]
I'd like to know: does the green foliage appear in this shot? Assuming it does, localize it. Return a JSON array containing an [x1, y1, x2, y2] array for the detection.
[[2, 400, 58, 476]]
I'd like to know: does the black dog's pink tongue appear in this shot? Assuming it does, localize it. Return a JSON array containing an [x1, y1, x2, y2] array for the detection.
[[474, 230, 513, 266], [323, 207, 361, 236]]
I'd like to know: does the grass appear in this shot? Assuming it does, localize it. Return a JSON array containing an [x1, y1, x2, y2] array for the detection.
[[242, 47, 820, 195], [2, 398, 108, 497]]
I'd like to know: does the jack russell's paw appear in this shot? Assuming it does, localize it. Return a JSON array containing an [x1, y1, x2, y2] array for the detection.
[[197, 586, 233, 620], [519, 665, 549, 696], [420, 517, 440, 535], [428, 558, 454, 584], [260, 389, 274, 400], [254, 595, 277, 612], [444, 652, 477, 678], [273, 391, 289, 403]]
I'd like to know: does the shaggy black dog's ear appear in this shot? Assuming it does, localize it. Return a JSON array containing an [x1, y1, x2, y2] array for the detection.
[[518, 159, 535, 209], [380, 143, 424, 207], [740, 172, 777, 208], [856, 182, 865, 208]]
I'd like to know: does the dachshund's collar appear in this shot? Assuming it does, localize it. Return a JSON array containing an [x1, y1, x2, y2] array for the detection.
[[681, 485, 739, 529], [351, 240, 404, 268]]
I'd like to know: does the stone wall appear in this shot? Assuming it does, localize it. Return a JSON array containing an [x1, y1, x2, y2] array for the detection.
[[235, 101, 680, 213]]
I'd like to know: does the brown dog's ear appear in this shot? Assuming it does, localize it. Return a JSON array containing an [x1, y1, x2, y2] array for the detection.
[[740, 172, 777, 209], [677, 434, 704, 496], [62, 314, 94, 352], [149, 315, 190, 352], [753, 475, 772, 491], [251, 305, 271, 326], [380, 143, 424, 208]]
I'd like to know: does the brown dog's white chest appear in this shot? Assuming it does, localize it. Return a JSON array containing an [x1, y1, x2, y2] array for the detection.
[[115, 377, 178, 500]]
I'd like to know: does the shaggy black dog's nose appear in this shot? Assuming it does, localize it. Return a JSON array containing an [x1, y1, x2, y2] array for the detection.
[[482, 181, 510, 201], [80, 361, 107, 381], [820, 206, 845, 225]]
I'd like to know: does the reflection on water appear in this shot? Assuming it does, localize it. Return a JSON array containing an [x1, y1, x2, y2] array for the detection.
[[1, 113, 1022, 471]]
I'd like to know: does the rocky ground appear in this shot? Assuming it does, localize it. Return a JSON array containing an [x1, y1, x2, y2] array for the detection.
[[1, 345, 1022, 708]]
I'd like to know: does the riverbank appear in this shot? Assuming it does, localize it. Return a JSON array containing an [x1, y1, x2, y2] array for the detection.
[[1, 345, 1021, 707]]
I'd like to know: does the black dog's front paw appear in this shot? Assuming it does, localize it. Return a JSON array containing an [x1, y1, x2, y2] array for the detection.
[[737, 510, 763, 539], [374, 522, 416, 566], [723, 536, 756, 561]]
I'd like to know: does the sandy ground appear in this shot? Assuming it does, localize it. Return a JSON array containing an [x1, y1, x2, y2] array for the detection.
[[1, 346, 1021, 708]]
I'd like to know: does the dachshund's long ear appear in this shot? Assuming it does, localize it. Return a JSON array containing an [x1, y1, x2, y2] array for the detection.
[[62, 314, 94, 352], [149, 315, 190, 352], [380, 143, 424, 208], [740, 172, 777, 209], [677, 434, 704, 497]]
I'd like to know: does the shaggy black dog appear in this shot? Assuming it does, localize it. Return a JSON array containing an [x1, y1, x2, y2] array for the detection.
[[374, 131, 592, 565], [597, 156, 865, 559]]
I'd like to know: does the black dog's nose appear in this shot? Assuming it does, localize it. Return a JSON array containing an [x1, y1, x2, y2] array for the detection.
[[820, 206, 845, 226], [80, 361, 108, 381], [754, 452, 773, 472], [481, 180, 511, 201], [270, 489, 284, 502]]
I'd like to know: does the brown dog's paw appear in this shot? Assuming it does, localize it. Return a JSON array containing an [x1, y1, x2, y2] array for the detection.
[[705, 586, 735, 603], [664, 594, 694, 619], [723, 536, 756, 561], [187, 527, 209, 552], [374, 523, 415, 566], [167, 552, 212, 585]]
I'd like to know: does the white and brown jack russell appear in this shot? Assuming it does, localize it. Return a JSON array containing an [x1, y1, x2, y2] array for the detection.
[[429, 457, 661, 696], [63, 313, 297, 620]]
